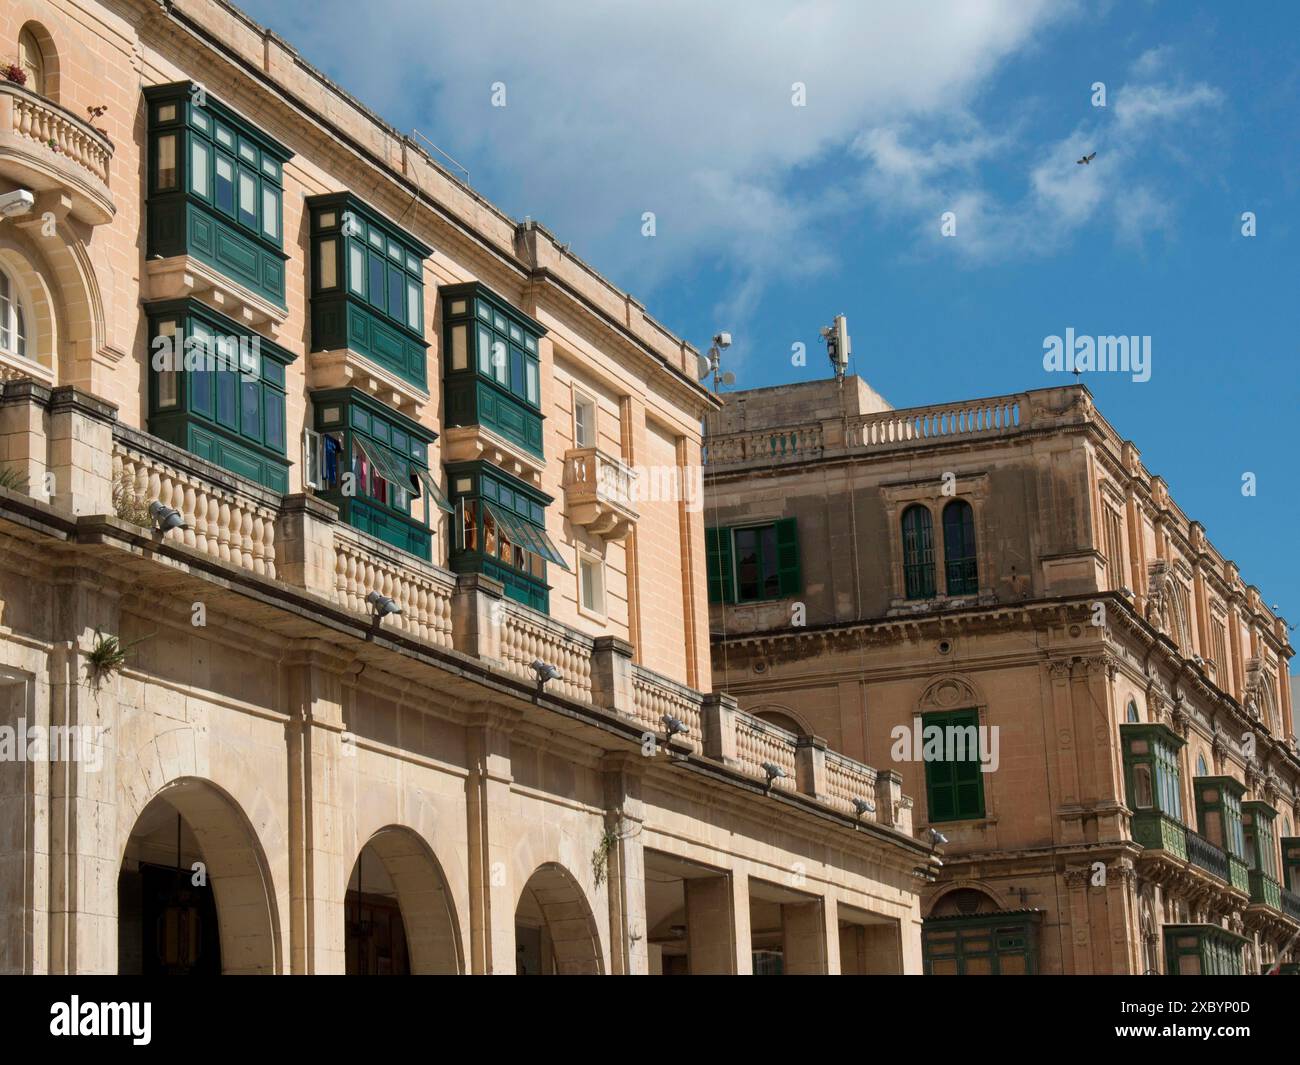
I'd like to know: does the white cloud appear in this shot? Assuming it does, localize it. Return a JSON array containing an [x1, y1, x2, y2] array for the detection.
[[245, 0, 1067, 350]]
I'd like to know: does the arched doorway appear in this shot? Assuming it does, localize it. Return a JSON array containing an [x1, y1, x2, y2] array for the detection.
[[117, 780, 278, 974], [514, 862, 603, 975], [345, 827, 461, 974]]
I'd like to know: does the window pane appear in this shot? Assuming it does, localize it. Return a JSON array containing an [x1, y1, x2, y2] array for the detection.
[[318, 238, 337, 290], [157, 370, 179, 409], [525, 360, 538, 405], [387, 265, 403, 320], [157, 134, 178, 189], [368, 253, 385, 313], [264, 390, 284, 451], [238, 169, 257, 229], [215, 156, 235, 214], [575, 396, 594, 447], [216, 371, 237, 427], [407, 280, 421, 329], [190, 140, 209, 197], [262, 186, 279, 239], [241, 377, 261, 441], [451, 325, 467, 371], [477, 327, 492, 374], [349, 243, 365, 296]]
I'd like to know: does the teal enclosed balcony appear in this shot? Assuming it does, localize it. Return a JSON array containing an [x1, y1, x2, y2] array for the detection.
[[441, 282, 545, 459], [306, 193, 431, 409], [143, 83, 292, 317]]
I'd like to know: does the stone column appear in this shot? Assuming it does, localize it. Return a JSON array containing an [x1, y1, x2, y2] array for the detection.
[[795, 734, 828, 801], [276, 494, 339, 598], [452, 574, 505, 664], [284, 644, 347, 973], [602, 752, 647, 974], [464, 703, 519, 974], [590, 635, 634, 717], [0, 379, 51, 500], [685, 871, 750, 974], [701, 691, 739, 766], [47, 386, 116, 516], [782, 895, 837, 974]]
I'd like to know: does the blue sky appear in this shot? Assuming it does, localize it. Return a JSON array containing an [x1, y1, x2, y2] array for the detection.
[[240, 0, 1299, 626]]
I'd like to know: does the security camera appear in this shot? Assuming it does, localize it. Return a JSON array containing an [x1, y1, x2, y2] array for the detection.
[[365, 591, 401, 618], [712, 332, 732, 349], [148, 501, 187, 534], [928, 828, 949, 847], [0, 189, 35, 218], [531, 660, 561, 686], [661, 714, 690, 740], [852, 797, 876, 820]]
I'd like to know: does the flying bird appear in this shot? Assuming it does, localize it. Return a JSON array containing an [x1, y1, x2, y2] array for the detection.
[[1076, 152, 1097, 165]]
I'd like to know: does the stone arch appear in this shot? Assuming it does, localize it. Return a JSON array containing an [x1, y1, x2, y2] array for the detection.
[[17, 20, 60, 101], [515, 862, 604, 975], [1164, 580, 1193, 655], [925, 882, 1003, 918], [118, 776, 281, 974], [750, 703, 810, 737], [916, 673, 984, 714], [0, 220, 107, 388], [346, 825, 463, 974], [0, 233, 58, 381]]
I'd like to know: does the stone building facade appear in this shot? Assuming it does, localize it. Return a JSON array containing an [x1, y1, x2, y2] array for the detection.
[[704, 376, 1300, 975], [0, 0, 930, 974]]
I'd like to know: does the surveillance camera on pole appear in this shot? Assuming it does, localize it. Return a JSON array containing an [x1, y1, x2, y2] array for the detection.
[[697, 331, 735, 394], [821, 314, 850, 380]]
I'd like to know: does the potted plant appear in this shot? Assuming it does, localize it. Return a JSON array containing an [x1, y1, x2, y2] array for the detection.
[[4, 63, 26, 86]]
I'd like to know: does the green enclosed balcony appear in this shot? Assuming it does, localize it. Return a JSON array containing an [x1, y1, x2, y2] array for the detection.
[[306, 193, 431, 404], [1122, 723, 1187, 858], [446, 459, 567, 613], [145, 299, 293, 493], [1194, 775, 1250, 885], [1243, 800, 1282, 910], [305, 389, 449, 562], [441, 282, 545, 459], [144, 83, 292, 316], [1163, 924, 1246, 975]]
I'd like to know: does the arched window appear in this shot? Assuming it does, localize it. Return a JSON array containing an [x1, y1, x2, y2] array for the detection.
[[0, 265, 29, 361], [942, 500, 978, 595], [1196, 753, 1209, 777], [1126, 699, 1140, 723], [18, 28, 46, 96], [901, 505, 935, 599]]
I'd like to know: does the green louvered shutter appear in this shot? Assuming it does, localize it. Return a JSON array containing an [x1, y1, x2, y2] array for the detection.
[[775, 517, 801, 597], [705, 526, 735, 604]]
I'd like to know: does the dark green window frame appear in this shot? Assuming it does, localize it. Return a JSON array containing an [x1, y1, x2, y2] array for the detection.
[[1194, 775, 1247, 859], [1242, 801, 1282, 909], [922, 912, 1041, 975], [1122, 723, 1187, 858], [306, 193, 431, 389], [704, 519, 799, 604], [942, 499, 978, 595], [1163, 924, 1246, 975], [922, 708, 986, 823], [447, 461, 567, 613], [144, 83, 292, 307], [307, 389, 442, 561], [145, 299, 292, 493], [442, 282, 546, 457], [902, 504, 935, 599]]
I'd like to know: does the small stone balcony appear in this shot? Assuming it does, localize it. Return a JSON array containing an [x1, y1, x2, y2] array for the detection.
[[562, 446, 638, 540], [0, 83, 114, 225]]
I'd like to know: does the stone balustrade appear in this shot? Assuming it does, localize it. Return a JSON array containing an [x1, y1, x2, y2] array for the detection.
[[733, 711, 799, 793], [630, 663, 704, 753], [0, 380, 919, 840], [332, 524, 455, 648], [703, 423, 823, 467], [0, 82, 115, 225], [112, 423, 279, 578]]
